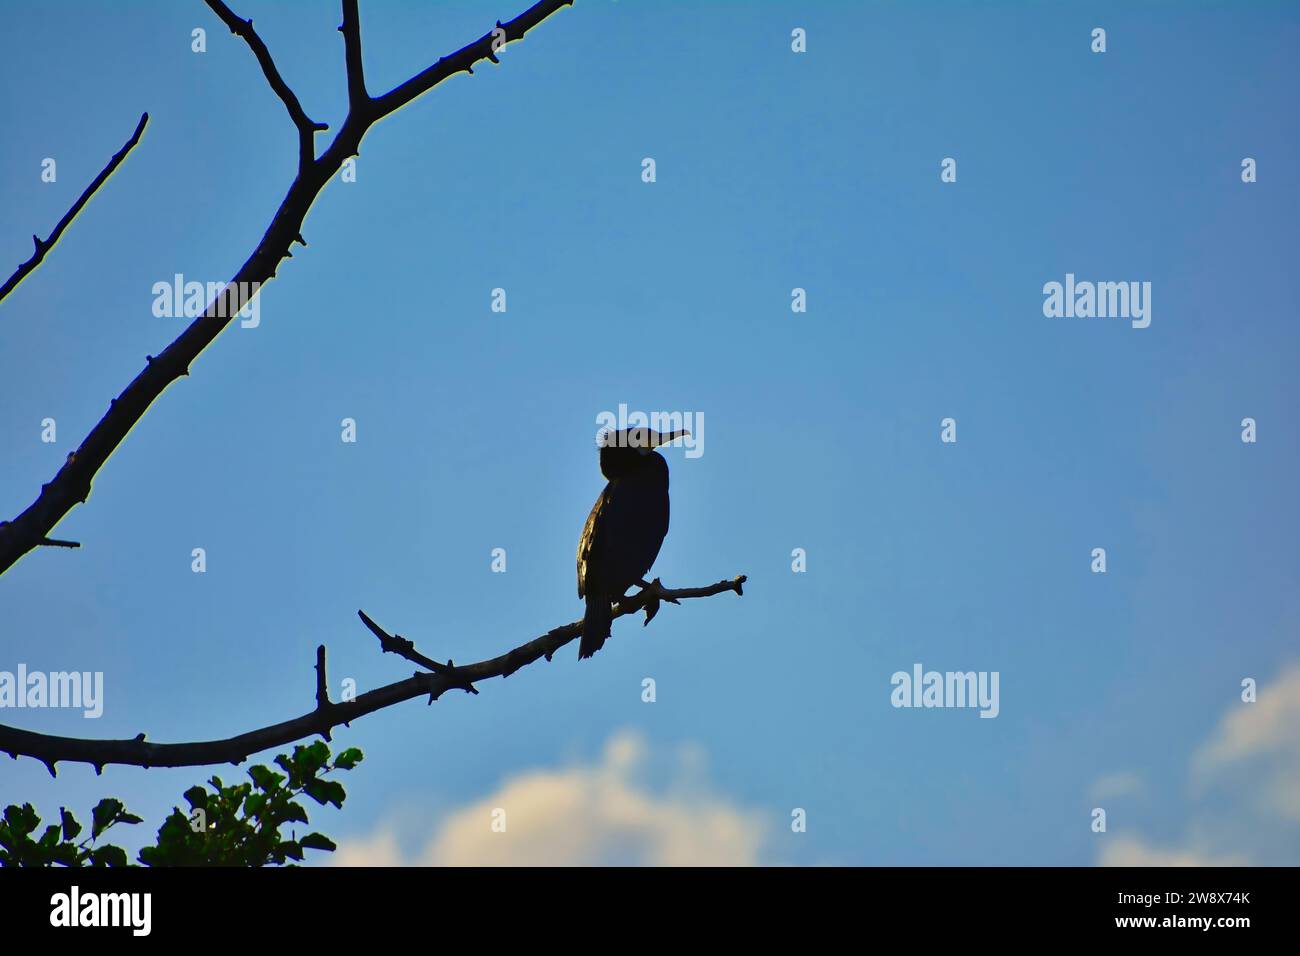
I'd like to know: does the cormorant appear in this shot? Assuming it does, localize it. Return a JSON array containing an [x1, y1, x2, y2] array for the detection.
[[577, 427, 689, 659]]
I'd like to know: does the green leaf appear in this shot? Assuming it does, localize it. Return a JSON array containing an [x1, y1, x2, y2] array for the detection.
[[182, 786, 208, 810], [89, 844, 128, 867], [155, 809, 192, 846], [299, 832, 336, 852], [302, 779, 346, 809], [138, 845, 161, 867], [38, 824, 61, 850], [59, 808, 82, 842], [332, 748, 364, 771], [297, 741, 330, 774], [247, 765, 284, 793], [281, 801, 310, 825], [91, 799, 124, 839], [4, 804, 40, 838], [49, 843, 81, 867]]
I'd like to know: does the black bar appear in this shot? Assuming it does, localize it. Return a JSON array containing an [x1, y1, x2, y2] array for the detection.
[[0, 865, 1281, 941]]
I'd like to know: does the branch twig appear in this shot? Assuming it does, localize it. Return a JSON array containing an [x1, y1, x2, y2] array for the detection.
[[203, 0, 327, 169], [370, 1, 575, 120], [0, 575, 745, 773], [339, 0, 369, 117], [0, 112, 148, 307], [314, 644, 330, 711], [355, 608, 479, 696]]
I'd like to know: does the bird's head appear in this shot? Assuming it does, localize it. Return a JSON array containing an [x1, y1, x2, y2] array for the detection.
[[597, 427, 690, 477]]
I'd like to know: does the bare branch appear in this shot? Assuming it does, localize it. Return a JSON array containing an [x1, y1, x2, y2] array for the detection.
[[0, 0, 576, 578], [339, 0, 370, 116], [371, 0, 575, 121], [0, 576, 746, 772], [0, 113, 148, 307], [202, 0, 327, 168], [357, 609, 458, 677], [314, 644, 330, 711]]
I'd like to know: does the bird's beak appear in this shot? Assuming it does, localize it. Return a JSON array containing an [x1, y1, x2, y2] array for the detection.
[[651, 429, 690, 448]]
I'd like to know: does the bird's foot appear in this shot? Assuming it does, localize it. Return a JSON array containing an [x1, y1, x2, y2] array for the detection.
[[636, 577, 679, 626]]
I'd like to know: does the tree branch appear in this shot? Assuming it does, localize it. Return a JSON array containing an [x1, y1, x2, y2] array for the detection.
[[0, 0, 576, 578], [0, 112, 148, 307], [202, 0, 327, 168], [339, 0, 369, 117], [0, 576, 745, 774], [357, 609, 462, 678], [370, 0, 575, 121], [314, 644, 330, 711]]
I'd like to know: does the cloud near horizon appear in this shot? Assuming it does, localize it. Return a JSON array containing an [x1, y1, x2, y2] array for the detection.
[[333, 730, 768, 866], [1097, 664, 1300, 866]]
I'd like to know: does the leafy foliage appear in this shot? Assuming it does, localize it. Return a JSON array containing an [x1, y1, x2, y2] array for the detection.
[[0, 743, 361, 867]]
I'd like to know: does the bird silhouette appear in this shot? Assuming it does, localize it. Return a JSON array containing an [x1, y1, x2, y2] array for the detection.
[[577, 426, 689, 659]]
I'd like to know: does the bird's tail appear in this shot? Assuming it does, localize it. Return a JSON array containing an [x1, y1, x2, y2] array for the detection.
[[579, 594, 613, 659]]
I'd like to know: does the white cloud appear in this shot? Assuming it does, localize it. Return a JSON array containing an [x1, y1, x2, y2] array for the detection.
[[1097, 664, 1300, 866], [1194, 665, 1300, 822], [1089, 771, 1145, 802], [1098, 837, 1244, 868], [334, 730, 767, 866], [331, 827, 403, 867]]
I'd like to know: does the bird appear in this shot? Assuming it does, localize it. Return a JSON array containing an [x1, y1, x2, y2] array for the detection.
[[576, 426, 689, 659]]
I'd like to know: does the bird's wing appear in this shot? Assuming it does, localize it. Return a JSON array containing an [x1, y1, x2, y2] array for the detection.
[[577, 484, 612, 599], [578, 478, 667, 600]]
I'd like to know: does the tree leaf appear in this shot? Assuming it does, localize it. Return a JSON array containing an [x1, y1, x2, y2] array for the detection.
[[38, 824, 61, 851], [299, 832, 336, 852], [333, 748, 364, 771], [302, 779, 346, 809], [91, 798, 124, 839], [248, 765, 285, 792], [59, 807, 82, 842], [4, 804, 40, 838], [89, 844, 128, 867], [297, 741, 330, 774]]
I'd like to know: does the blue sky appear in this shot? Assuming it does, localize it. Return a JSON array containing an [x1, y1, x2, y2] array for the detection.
[[2, 0, 1298, 865]]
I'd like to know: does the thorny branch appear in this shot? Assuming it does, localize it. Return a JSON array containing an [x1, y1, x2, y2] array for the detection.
[[0, 112, 149, 306], [202, 0, 328, 168], [0, 577, 746, 774], [0, 0, 576, 577]]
